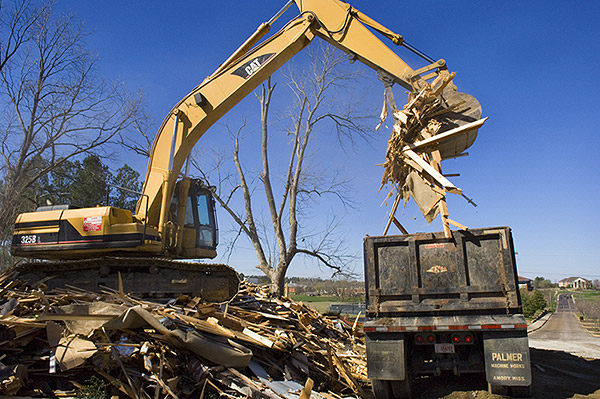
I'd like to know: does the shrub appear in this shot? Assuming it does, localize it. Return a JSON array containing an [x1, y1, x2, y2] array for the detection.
[[522, 290, 547, 317], [76, 376, 107, 399]]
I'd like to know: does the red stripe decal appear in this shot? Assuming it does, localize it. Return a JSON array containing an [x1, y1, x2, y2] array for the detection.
[[481, 324, 502, 329], [449, 325, 469, 330]]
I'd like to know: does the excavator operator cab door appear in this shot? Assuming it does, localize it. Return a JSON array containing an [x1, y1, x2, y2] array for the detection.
[[172, 179, 219, 259], [188, 181, 219, 250]]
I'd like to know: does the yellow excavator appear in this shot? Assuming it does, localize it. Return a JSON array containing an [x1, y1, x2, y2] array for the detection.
[[10, 0, 481, 301]]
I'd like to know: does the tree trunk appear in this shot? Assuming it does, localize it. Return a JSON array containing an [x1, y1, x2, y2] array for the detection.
[[270, 265, 288, 297]]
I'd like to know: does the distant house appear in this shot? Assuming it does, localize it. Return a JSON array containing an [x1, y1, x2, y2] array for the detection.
[[518, 276, 532, 291], [285, 282, 304, 294], [558, 277, 592, 289]]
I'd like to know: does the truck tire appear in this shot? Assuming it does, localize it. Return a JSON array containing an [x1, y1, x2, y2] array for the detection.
[[372, 379, 412, 399], [510, 385, 531, 397], [391, 379, 411, 399], [488, 383, 509, 396], [372, 379, 394, 399]]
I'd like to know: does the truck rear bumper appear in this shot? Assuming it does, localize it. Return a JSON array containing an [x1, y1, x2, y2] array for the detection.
[[364, 313, 527, 333], [364, 314, 531, 384]]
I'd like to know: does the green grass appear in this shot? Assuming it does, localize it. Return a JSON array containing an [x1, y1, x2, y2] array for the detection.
[[573, 290, 600, 301], [290, 294, 365, 315], [303, 302, 331, 314], [553, 289, 599, 307], [290, 294, 364, 303]]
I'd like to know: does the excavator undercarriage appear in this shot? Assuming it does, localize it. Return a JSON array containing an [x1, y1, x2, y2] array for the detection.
[[15, 257, 239, 302]]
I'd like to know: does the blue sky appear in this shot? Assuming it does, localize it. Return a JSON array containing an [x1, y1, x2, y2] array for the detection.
[[56, 0, 600, 282]]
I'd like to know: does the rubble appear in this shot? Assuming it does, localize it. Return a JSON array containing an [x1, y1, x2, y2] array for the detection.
[[0, 267, 370, 399], [376, 71, 485, 237]]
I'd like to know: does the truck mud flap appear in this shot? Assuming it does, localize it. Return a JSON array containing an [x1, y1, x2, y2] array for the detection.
[[483, 331, 531, 387], [365, 333, 407, 380]]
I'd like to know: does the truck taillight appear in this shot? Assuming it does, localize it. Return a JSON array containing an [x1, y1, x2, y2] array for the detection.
[[451, 332, 474, 345], [415, 333, 436, 344]]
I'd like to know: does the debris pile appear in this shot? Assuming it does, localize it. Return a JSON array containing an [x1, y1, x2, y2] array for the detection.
[[0, 268, 370, 399], [376, 71, 484, 237]]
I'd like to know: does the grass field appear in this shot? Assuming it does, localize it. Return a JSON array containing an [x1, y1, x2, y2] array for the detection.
[[573, 290, 600, 301], [558, 290, 600, 301], [290, 294, 364, 303], [301, 302, 331, 314], [290, 294, 365, 314]]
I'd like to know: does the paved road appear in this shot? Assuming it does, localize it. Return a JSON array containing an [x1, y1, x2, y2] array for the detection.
[[528, 293, 600, 359]]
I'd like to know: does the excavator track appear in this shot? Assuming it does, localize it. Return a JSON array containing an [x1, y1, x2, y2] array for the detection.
[[15, 257, 240, 302]]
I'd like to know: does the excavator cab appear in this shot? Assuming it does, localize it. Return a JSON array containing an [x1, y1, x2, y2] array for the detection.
[[169, 179, 219, 258]]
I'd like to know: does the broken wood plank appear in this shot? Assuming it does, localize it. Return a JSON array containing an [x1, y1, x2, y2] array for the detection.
[[402, 117, 487, 153], [404, 150, 461, 194], [447, 218, 468, 230], [299, 378, 314, 399]]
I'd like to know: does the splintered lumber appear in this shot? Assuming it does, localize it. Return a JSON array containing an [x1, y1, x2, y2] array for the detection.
[[299, 378, 315, 399], [403, 149, 460, 194], [0, 268, 370, 399], [378, 70, 484, 236], [401, 117, 488, 153]]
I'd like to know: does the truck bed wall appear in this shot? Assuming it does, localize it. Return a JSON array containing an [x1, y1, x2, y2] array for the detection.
[[364, 227, 522, 315]]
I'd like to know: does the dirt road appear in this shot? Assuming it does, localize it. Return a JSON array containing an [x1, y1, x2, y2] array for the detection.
[[529, 294, 600, 359]]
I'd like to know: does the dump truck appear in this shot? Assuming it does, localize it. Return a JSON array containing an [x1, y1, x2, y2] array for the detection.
[[363, 227, 532, 398]]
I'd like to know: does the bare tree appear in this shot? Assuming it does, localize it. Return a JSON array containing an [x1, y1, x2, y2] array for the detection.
[[0, 2, 144, 241], [195, 44, 372, 295], [0, 0, 48, 73]]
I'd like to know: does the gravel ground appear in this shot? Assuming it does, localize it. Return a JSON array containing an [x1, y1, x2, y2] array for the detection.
[[406, 304, 600, 398]]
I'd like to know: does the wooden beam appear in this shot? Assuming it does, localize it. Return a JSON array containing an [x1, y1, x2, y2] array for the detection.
[[447, 218, 468, 230], [383, 192, 402, 235], [402, 117, 488, 153], [392, 218, 409, 234], [439, 200, 452, 238], [404, 150, 461, 194]]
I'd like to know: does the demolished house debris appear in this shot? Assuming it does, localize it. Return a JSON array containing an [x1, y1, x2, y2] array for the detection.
[[0, 268, 370, 399], [377, 70, 485, 237]]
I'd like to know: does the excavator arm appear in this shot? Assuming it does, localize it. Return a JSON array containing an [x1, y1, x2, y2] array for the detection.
[[138, 0, 453, 237]]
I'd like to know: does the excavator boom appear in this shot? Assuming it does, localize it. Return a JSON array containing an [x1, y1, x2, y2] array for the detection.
[[140, 0, 437, 232]]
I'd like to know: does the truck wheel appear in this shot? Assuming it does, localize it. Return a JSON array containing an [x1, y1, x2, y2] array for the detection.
[[510, 385, 531, 397], [391, 379, 411, 399], [372, 379, 394, 399], [488, 383, 509, 396], [372, 379, 412, 399]]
